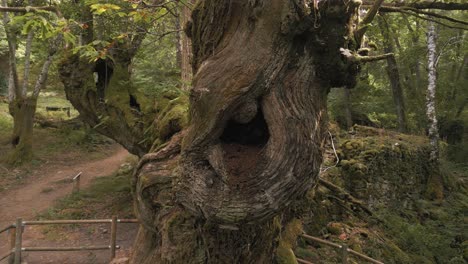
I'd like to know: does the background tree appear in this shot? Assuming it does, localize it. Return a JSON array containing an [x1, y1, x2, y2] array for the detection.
[[58, 0, 188, 157], [1, 0, 62, 164], [378, 15, 407, 132], [177, 0, 194, 90], [0, 23, 7, 96]]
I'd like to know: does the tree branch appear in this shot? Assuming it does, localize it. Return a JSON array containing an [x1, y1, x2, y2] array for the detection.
[[0, 6, 57, 13], [371, 6, 468, 29], [399, 7, 468, 26], [340, 48, 394, 63], [361, 0, 385, 25], [318, 178, 373, 216], [1, 0, 20, 101], [22, 29, 34, 97], [388, 8, 468, 30], [362, 1, 468, 11], [355, 0, 385, 43]]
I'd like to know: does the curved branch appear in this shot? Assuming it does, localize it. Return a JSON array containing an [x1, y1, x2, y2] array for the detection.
[[400, 7, 468, 26], [362, 1, 468, 11], [340, 48, 394, 63], [372, 6, 468, 27], [389, 8, 468, 30]]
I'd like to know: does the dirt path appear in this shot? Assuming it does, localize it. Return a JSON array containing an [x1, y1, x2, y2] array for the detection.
[[0, 146, 134, 264], [0, 147, 129, 228]]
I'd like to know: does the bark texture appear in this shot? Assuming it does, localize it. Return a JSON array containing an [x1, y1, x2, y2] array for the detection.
[[7, 98, 37, 163], [425, 21, 443, 200], [131, 0, 363, 262], [179, 0, 194, 90], [426, 22, 439, 161]]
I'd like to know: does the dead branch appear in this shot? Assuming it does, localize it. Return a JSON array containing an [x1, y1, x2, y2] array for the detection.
[[341, 48, 393, 63], [318, 178, 373, 216]]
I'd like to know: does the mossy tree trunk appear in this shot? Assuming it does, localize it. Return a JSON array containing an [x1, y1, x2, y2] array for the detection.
[[131, 0, 364, 262], [7, 97, 37, 164], [1, 0, 56, 164], [59, 2, 189, 158]]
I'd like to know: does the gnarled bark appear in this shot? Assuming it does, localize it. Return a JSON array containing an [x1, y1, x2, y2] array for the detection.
[[131, 0, 363, 262]]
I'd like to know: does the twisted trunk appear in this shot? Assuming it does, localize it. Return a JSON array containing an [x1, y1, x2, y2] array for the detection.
[[131, 0, 362, 262]]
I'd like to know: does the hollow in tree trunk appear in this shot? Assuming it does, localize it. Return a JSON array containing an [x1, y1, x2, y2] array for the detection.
[[131, 0, 363, 262]]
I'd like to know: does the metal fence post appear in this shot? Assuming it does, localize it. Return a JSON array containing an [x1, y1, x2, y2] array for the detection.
[[73, 172, 82, 193], [8, 225, 16, 264], [340, 244, 348, 264], [110, 216, 117, 261], [14, 218, 23, 264]]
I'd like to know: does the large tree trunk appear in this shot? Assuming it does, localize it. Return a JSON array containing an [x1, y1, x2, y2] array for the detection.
[[131, 0, 362, 262]]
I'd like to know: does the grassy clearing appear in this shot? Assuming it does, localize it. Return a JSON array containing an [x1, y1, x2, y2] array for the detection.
[[0, 101, 12, 140], [39, 164, 135, 221], [36, 163, 136, 240], [36, 92, 80, 120], [0, 94, 116, 192]]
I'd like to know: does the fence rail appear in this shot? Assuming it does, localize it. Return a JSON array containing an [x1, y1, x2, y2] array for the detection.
[[2, 219, 383, 264], [299, 233, 384, 264], [0, 216, 139, 264]]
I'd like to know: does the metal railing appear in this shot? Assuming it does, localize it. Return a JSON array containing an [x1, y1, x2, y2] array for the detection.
[[1, 220, 383, 264], [297, 233, 384, 264], [0, 217, 139, 264]]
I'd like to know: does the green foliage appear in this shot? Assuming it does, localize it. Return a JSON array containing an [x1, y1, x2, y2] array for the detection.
[[329, 15, 468, 135], [132, 15, 181, 93], [0, 102, 11, 137], [0, 23, 8, 54]]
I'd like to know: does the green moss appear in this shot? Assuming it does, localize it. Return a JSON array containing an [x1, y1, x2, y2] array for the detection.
[[462, 241, 468, 261], [157, 95, 189, 140], [326, 222, 343, 235], [276, 219, 303, 264]]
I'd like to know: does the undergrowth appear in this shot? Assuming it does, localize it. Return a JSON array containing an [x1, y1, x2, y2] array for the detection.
[[38, 168, 134, 221]]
